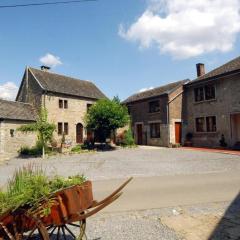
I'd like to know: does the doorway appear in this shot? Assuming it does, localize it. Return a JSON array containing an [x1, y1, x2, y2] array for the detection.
[[136, 124, 143, 145], [231, 114, 240, 143], [76, 123, 83, 144], [175, 122, 182, 144]]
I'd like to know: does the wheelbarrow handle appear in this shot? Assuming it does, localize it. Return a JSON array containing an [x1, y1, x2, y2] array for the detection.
[[70, 192, 123, 222], [91, 177, 133, 208]]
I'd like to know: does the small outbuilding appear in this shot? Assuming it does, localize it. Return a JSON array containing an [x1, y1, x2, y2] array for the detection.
[[0, 99, 37, 160]]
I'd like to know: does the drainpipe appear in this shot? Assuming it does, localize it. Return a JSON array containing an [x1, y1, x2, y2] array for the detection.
[[166, 102, 170, 147], [26, 66, 29, 102]]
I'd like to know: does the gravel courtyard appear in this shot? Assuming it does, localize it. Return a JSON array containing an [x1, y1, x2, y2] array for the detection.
[[0, 146, 240, 185], [0, 147, 240, 239]]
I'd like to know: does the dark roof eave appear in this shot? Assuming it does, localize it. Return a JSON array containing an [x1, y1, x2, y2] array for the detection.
[[44, 90, 107, 101], [123, 92, 168, 105], [0, 117, 36, 122], [187, 69, 240, 87]]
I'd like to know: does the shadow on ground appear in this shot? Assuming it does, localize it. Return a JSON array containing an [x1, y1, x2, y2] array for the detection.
[[209, 192, 240, 240]]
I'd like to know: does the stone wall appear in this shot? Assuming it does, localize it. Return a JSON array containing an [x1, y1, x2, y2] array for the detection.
[[42, 93, 96, 146], [127, 85, 185, 147], [128, 95, 169, 147], [168, 86, 184, 144], [0, 120, 36, 159], [183, 73, 240, 147]]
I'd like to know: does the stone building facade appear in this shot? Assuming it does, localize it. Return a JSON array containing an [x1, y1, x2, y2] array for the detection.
[[123, 80, 188, 147], [16, 66, 106, 147], [0, 66, 106, 160], [183, 57, 240, 149], [0, 100, 37, 160]]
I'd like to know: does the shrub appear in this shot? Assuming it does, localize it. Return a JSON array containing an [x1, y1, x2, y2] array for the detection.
[[71, 144, 83, 153], [19, 141, 52, 156], [19, 145, 42, 156], [121, 129, 135, 147]]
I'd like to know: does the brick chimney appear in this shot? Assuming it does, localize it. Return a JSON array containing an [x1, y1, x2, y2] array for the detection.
[[40, 65, 51, 71], [196, 63, 205, 77]]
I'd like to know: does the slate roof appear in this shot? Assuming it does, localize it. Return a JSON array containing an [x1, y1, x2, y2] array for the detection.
[[0, 99, 37, 121], [190, 56, 240, 84], [123, 79, 188, 104], [29, 67, 107, 99]]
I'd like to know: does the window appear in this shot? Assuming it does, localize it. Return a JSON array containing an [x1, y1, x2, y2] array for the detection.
[[59, 99, 63, 108], [205, 85, 215, 100], [194, 84, 216, 102], [127, 106, 131, 114], [149, 101, 160, 113], [64, 122, 69, 135], [150, 123, 160, 138], [58, 122, 63, 135], [195, 117, 205, 132], [194, 87, 204, 102], [87, 104, 92, 112], [59, 99, 68, 108], [206, 116, 216, 132], [64, 100, 68, 109]]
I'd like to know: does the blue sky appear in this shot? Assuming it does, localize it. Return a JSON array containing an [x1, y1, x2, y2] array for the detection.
[[0, 0, 240, 101]]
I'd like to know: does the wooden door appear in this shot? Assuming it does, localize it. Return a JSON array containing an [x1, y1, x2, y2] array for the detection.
[[175, 122, 182, 144], [76, 123, 83, 144], [137, 124, 143, 145]]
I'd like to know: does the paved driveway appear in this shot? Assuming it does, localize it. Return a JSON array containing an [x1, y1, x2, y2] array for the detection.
[[0, 146, 240, 185], [1, 147, 240, 239]]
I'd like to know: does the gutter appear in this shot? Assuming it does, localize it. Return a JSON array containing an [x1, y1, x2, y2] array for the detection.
[[186, 69, 240, 87]]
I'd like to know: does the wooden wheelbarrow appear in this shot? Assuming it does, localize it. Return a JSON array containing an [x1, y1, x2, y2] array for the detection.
[[0, 177, 133, 239]]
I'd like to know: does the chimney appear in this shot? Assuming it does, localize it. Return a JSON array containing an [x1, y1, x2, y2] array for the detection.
[[196, 63, 205, 77], [40, 65, 51, 71]]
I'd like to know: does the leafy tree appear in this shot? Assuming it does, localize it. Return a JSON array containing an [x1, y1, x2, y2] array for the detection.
[[18, 108, 56, 158], [85, 99, 130, 142]]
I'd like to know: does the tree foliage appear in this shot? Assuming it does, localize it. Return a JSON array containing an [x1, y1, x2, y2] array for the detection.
[[18, 108, 56, 158], [85, 99, 130, 142]]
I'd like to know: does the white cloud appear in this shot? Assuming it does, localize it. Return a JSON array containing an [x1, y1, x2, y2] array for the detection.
[[139, 86, 154, 92], [0, 82, 18, 100], [119, 0, 240, 59], [39, 53, 62, 67]]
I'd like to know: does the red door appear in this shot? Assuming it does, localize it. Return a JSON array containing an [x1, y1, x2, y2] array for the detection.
[[76, 123, 83, 144], [175, 122, 182, 144], [137, 124, 143, 145]]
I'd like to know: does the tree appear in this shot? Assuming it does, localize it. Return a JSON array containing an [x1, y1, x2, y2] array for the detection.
[[85, 99, 130, 143], [18, 108, 56, 158]]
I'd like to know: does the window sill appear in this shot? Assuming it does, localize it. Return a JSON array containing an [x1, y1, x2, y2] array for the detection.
[[194, 131, 217, 134], [194, 99, 217, 105], [148, 111, 160, 115]]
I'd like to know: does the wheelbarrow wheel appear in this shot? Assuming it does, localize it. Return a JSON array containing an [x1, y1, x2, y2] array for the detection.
[[45, 220, 86, 240], [0, 219, 49, 240]]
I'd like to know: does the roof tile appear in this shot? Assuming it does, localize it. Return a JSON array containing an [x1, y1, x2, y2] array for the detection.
[[29, 67, 107, 99]]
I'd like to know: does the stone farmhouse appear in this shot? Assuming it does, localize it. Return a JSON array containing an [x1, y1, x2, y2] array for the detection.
[[123, 80, 189, 147], [0, 66, 106, 159], [124, 55, 240, 149], [183, 56, 240, 149]]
